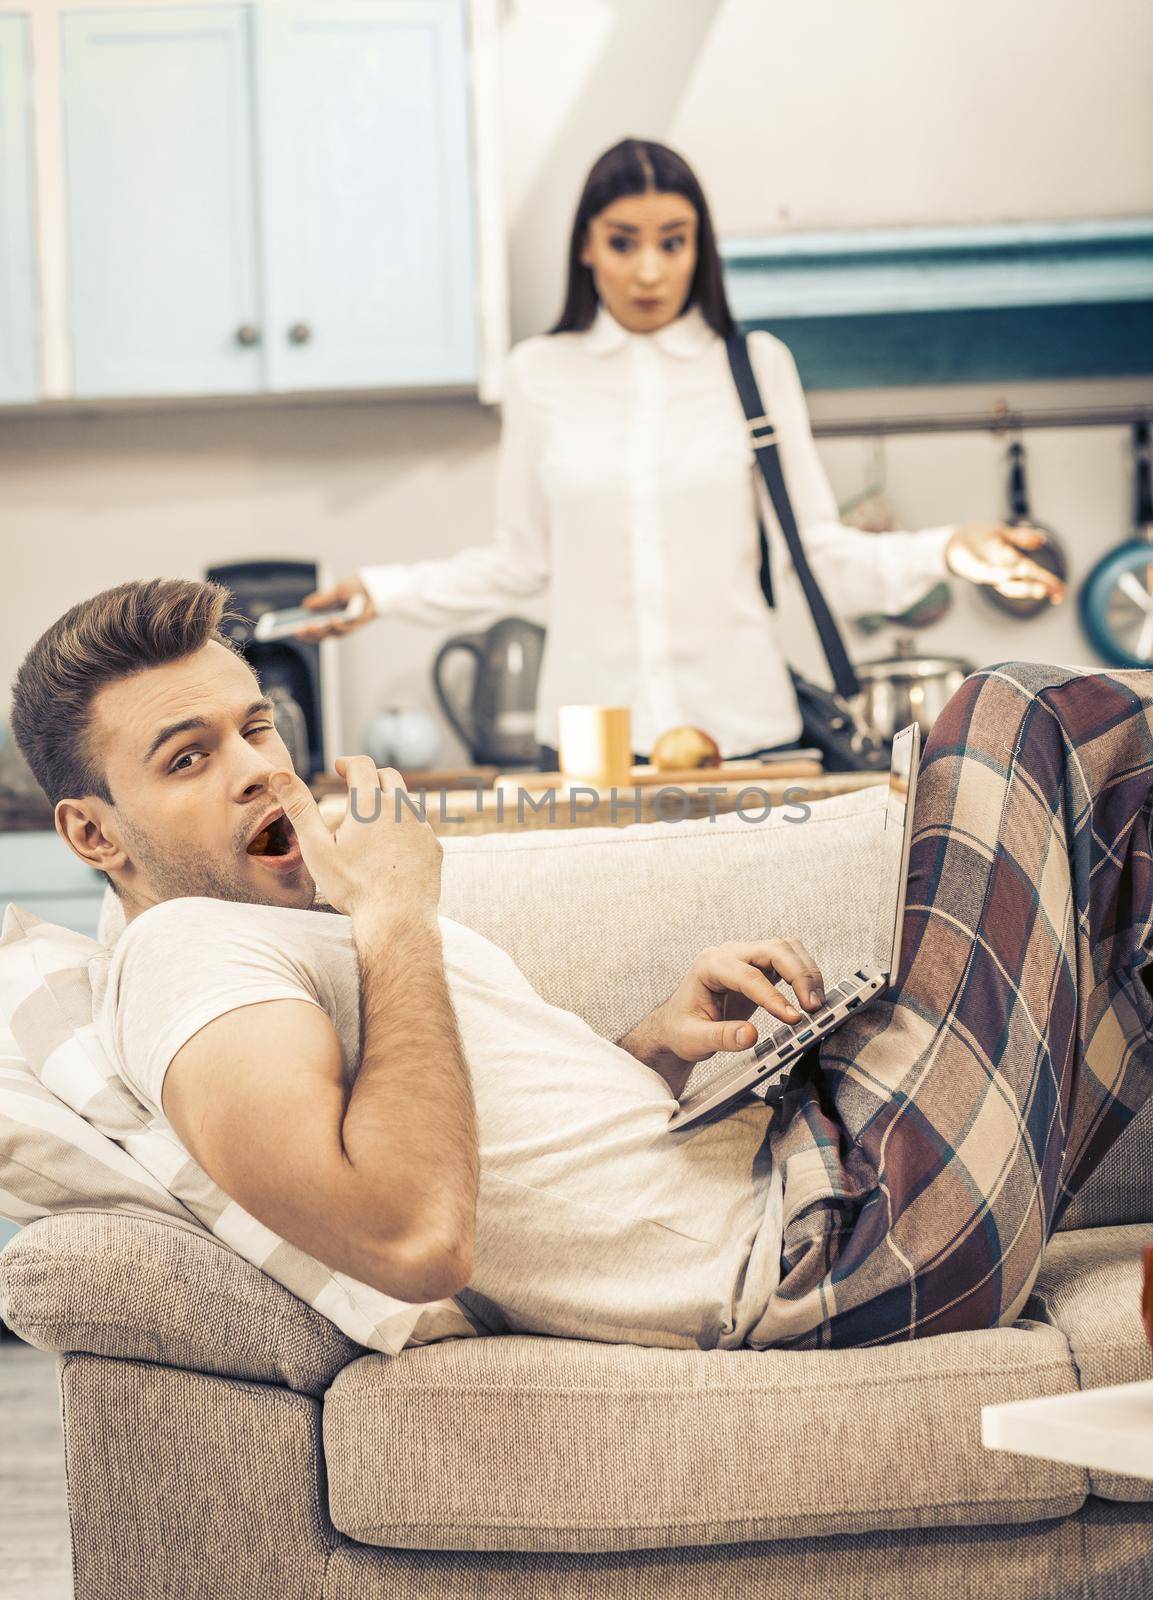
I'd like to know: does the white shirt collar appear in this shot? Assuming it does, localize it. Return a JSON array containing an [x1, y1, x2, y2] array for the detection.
[[583, 302, 716, 359]]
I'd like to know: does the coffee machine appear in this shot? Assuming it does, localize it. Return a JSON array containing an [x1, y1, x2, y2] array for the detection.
[[205, 559, 339, 779]]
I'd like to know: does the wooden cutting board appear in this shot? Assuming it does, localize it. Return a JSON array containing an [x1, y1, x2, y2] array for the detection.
[[310, 765, 499, 797], [493, 757, 823, 793]]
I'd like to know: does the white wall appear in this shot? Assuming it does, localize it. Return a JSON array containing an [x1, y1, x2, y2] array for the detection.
[[1, 397, 510, 767], [4, 0, 1153, 770], [500, 0, 1153, 339]]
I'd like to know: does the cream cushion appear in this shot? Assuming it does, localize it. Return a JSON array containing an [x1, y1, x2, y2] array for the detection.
[[0, 1207, 359, 1395], [322, 1324, 1084, 1553], [1027, 1224, 1153, 1503]]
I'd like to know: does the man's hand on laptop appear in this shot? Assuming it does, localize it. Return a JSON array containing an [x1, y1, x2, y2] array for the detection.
[[616, 940, 826, 1099], [269, 756, 443, 924]]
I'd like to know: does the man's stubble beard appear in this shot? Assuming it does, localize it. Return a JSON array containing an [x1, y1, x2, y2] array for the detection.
[[119, 818, 318, 911]]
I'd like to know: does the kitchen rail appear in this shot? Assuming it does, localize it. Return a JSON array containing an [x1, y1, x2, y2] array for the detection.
[[812, 401, 1152, 440]]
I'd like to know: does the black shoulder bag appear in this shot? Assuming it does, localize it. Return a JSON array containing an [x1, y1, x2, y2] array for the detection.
[[725, 332, 890, 773]]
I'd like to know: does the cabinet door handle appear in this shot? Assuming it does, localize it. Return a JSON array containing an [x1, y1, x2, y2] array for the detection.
[[288, 322, 313, 345], [235, 324, 261, 347]]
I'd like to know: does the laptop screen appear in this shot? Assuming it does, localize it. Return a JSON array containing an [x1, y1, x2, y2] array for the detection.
[[871, 724, 919, 975]]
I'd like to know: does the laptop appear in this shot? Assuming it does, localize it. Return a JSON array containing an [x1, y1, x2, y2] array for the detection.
[[667, 722, 921, 1131]]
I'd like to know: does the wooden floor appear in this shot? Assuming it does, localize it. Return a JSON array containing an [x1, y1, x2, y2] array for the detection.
[[0, 1337, 74, 1599]]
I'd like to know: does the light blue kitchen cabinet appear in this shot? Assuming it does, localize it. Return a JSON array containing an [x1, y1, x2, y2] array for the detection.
[[62, 7, 263, 397], [254, 0, 478, 391], [0, 15, 38, 402], [60, 1, 479, 400]]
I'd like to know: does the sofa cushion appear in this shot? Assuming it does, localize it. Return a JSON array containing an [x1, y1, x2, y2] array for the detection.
[[1060, 1104, 1153, 1230], [433, 792, 1153, 1229], [1, 1208, 361, 1396], [434, 785, 888, 1047], [1027, 1223, 1153, 1502], [322, 1325, 1084, 1554]]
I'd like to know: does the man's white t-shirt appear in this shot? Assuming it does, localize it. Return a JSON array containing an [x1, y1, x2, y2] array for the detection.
[[91, 896, 785, 1351]]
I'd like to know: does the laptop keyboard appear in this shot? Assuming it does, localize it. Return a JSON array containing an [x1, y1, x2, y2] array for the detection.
[[753, 971, 872, 1061]]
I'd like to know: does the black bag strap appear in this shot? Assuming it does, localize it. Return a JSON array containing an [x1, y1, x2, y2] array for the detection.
[[725, 332, 861, 701], [755, 514, 775, 610]]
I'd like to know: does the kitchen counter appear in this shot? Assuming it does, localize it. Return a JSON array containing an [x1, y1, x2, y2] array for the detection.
[[308, 765, 499, 799]]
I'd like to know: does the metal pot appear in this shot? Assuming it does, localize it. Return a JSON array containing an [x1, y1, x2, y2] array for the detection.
[[855, 637, 974, 740]]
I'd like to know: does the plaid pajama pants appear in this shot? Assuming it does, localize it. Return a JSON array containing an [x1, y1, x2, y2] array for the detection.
[[758, 660, 1153, 1349]]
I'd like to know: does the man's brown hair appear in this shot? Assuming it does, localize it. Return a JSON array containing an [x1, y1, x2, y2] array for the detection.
[[9, 577, 247, 813]]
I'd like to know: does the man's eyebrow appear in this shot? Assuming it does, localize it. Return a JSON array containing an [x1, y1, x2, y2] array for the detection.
[[142, 697, 274, 767]]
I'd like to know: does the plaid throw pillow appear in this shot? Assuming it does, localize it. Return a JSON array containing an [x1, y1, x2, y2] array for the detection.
[[0, 903, 476, 1354]]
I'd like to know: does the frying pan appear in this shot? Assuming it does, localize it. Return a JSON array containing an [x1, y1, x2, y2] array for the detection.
[[1079, 421, 1153, 665], [980, 436, 1069, 618]]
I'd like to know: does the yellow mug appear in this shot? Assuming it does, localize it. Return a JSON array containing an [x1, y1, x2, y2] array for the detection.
[[556, 705, 633, 787]]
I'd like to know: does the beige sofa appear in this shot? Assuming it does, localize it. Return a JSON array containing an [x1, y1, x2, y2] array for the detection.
[[4, 784, 1153, 1599]]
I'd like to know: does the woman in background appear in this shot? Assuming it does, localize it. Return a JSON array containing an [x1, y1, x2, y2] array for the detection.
[[299, 138, 1063, 764]]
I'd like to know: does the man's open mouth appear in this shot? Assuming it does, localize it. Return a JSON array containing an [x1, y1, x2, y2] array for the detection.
[[246, 812, 297, 858]]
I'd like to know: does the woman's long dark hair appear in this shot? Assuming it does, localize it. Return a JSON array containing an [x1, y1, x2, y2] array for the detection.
[[549, 138, 735, 338]]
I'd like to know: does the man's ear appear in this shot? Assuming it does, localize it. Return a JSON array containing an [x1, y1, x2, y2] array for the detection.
[[54, 798, 128, 878]]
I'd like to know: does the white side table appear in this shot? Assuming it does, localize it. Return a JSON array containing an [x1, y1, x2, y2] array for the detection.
[[983, 1379, 1153, 1482]]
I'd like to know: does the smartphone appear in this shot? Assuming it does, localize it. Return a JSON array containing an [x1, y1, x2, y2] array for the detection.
[[254, 594, 366, 642]]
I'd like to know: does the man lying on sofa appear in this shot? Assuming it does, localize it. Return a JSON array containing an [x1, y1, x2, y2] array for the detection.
[[10, 576, 1153, 1352]]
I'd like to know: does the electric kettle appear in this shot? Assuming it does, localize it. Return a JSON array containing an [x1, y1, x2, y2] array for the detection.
[[432, 616, 546, 767]]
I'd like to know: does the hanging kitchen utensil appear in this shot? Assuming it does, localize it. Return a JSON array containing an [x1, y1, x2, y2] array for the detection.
[[840, 435, 895, 535], [1079, 420, 1153, 665], [854, 581, 954, 637], [980, 435, 1068, 618], [837, 434, 955, 635]]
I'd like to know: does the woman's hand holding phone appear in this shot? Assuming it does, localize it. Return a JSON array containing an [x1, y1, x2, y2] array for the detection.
[[293, 575, 377, 641]]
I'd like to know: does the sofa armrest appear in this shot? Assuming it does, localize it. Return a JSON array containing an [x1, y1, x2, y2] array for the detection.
[[0, 1208, 362, 1396]]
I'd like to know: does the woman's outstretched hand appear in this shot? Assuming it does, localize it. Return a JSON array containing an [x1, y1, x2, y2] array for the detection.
[[294, 575, 377, 642], [945, 523, 1066, 604]]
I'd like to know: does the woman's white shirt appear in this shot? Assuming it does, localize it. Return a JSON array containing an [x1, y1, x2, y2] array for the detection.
[[360, 305, 954, 757]]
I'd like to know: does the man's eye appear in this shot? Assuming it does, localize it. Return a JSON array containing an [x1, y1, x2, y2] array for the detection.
[[169, 725, 274, 774]]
